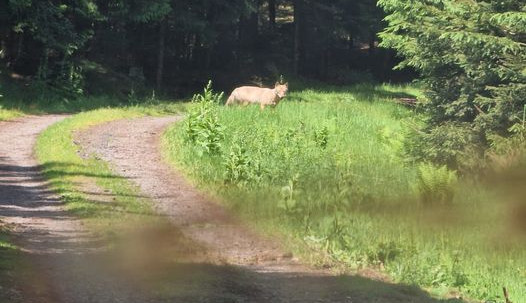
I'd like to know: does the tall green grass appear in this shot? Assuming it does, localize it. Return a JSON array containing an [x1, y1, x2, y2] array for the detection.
[[0, 83, 24, 120], [164, 83, 526, 302], [0, 107, 23, 121]]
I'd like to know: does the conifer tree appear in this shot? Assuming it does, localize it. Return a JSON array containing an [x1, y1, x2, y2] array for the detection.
[[379, 0, 526, 170]]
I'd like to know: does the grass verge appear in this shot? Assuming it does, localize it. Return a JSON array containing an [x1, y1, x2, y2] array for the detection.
[[35, 105, 184, 231], [163, 83, 526, 302], [0, 106, 24, 121]]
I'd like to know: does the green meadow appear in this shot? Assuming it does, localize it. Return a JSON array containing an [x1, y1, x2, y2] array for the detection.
[[164, 83, 526, 302]]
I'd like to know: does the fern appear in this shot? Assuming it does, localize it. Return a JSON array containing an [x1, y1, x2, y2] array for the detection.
[[416, 163, 458, 205]]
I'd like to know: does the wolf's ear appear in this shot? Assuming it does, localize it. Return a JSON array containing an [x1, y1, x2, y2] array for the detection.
[[275, 81, 280, 87], [284, 82, 289, 87]]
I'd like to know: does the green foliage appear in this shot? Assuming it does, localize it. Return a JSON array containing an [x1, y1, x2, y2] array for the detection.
[[379, 0, 526, 171], [278, 174, 302, 214], [166, 83, 526, 302], [120, 0, 172, 23], [4, 1, 103, 94], [223, 138, 267, 186], [0, 76, 23, 120], [406, 122, 486, 171], [0, 0, 173, 95], [223, 142, 251, 184], [170, 84, 420, 214], [415, 163, 458, 205], [0, 71, 186, 115], [184, 81, 224, 156], [487, 104, 526, 169], [1, 0, 400, 101], [313, 125, 329, 149], [191, 80, 224, 105], [0, 106, 23, 121]]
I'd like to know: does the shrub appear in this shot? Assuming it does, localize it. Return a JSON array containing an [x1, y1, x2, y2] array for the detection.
[[184, 81, 224, 156], [223, 143, 250, 184], [191, 80, 224, 104]]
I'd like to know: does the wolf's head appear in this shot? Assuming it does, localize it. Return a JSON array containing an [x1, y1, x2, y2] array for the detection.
[[274, 82, 289, 99]]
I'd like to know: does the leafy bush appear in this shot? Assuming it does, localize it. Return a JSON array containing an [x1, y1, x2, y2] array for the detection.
[[223, 140, 267, 186], [415, 163, 458, 206], [191, 80, 224, 104], [223, 142, 251, 184], [184, 81, 224, 156]]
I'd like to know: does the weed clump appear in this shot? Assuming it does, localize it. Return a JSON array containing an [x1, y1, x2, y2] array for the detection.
[[184, 81, 224, 156]]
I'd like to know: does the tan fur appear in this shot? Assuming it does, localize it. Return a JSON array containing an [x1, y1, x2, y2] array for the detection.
[[226, 82, 288, 110]]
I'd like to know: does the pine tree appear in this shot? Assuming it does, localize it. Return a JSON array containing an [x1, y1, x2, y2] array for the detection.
[[379, 0, 526, 171]]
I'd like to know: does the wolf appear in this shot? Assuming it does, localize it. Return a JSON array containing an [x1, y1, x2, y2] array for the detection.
[[226, 82, 289, 110]]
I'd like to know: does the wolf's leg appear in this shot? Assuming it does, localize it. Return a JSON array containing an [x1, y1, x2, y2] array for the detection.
[[260, 103, 266, 111]]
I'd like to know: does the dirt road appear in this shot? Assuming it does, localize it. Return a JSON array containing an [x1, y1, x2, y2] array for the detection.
[[0, 115, 462, 302], [0, 115, 157, 302]]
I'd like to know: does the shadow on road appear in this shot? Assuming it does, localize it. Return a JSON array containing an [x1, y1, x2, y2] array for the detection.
[[12, 240, 467, 303]]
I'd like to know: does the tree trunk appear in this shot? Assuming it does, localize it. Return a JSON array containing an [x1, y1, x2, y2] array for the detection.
[[156, 19, 166, 91], [269, 0, 276, 31], [293, 0, 302, 75]]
